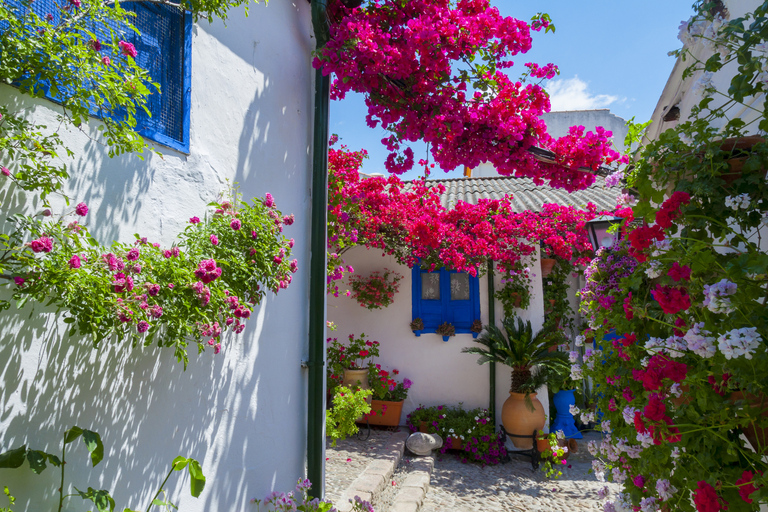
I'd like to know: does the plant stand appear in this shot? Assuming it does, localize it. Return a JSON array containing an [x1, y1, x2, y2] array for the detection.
[[499, 425, 540, 471], [355, 417, 371, 441]]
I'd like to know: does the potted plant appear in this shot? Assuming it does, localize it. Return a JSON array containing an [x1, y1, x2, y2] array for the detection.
[[410, 317, 424, 336], [326, 334, 380, 397], [462, 316, 568, 449], [326, 386, 373, 447], [363, 366, 412, 426], [435, 322, 455, 342], [536, 430, 569, 479], [348, 268, 403, 310], [496, 263, 532, 315], [548, 357, 583, 440]]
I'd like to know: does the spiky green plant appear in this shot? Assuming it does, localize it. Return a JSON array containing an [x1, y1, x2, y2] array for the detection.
[[462, 316, 569, 395]]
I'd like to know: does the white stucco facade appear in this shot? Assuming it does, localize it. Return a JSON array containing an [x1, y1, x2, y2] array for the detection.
[[327, 245, 549, 433], [0, 2, 315, 510]]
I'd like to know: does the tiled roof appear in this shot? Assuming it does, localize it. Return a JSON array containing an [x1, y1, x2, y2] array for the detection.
[[405, 175, 621, 212]]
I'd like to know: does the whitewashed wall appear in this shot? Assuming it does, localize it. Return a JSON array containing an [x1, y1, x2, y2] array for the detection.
[[327, 245, 548, 432], [0, 1, 314, 510]]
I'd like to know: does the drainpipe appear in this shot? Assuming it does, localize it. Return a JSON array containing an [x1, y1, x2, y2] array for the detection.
[[308, 0, 330, 499], [487, 259, 496, 427]]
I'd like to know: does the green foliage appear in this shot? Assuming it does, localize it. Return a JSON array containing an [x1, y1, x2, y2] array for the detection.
[[462, 316, 568, 394], [325, 386, 373, 447], [0, 487, 15, 512], [0, 427, 205, 512], [537, 431, 568, 479], [495, 262, 532, 316]]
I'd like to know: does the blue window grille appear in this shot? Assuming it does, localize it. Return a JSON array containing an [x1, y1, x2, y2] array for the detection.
[[4, 0, 192, 153], [411, 266, 480, 339]]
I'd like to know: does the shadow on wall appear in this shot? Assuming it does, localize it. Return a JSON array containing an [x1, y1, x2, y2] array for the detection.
[[0, 2, 311, 511]]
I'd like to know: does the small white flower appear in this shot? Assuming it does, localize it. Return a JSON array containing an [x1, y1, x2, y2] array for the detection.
[[725, 193, 751, 210], [656, 479, 677, 502], [569, 404, 581, 416], [575, 335, 585, 347], [645, 260, 663, 279], [568, 351, 579, 363], [622, 406, 638, 425], [691, 71, 715, 97], [592, 459, 606, 482], [640, 496, 658, 512]]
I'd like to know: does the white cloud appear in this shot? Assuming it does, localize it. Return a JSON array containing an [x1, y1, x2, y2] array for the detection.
[[546, 76, 619, 111]]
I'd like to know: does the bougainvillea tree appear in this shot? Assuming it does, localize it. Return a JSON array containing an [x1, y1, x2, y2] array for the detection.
[[327, 141, 601, 294], [574, 3, 768, 510], [0, 0, 294, 367], [315, 0, 628, 191]]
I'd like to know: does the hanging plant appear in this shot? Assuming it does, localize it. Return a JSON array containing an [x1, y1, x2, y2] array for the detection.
[[348, 269, 402, 310], [436, 322, 455, 338], [410, 318, 424, 332]]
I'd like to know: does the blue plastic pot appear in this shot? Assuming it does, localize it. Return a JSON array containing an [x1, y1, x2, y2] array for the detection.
[[551, 389, 582, 439]]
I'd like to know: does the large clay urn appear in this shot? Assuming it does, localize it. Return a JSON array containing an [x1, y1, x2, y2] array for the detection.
[[502, 391, 547, 449], [342, 368, 371, 403]]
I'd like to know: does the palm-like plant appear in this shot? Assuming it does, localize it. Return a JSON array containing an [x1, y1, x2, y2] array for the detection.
[[462, 316, 569, 395]]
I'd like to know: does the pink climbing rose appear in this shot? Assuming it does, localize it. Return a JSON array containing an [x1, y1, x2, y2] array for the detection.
[[118, 41, 137, 58]]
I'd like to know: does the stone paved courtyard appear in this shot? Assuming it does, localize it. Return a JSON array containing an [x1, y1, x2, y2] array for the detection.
[[326, 428, 620, 512]]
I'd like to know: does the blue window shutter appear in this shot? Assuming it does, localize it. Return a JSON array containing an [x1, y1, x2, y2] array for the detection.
[[412, 266, 481, 335]]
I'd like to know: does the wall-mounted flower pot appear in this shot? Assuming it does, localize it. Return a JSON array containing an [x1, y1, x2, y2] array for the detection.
[[718, 136, 766, 187], [413, 330, 421, 337], [540, 258, 556, 277], [442, 335, 450, 342]]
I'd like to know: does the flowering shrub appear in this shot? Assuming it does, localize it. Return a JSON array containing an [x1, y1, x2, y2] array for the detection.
[[316, 1, 627, 190], [327, 142, 599, 280], [406, 405, 506, 465], [348, 269, 402, 309], [367, 365, 411, 401], [575, 4, 768, 511], [2, 190, 295, 367], [326, 334, 381, 393]]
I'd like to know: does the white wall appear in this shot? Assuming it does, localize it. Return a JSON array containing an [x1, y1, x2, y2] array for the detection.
[[328, 246, 547, 432], [0, 2, 314, 510]]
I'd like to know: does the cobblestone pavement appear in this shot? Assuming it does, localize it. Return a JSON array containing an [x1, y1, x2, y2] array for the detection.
[[421, 432, 621, 512], [327, 429, 620, 512], [325, 427, 407, 506]]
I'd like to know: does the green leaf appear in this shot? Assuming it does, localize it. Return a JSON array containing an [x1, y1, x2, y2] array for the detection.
[[74, 487, 115, 512], [81, 430, 104, 466], [187, 459, 206, 498], [0, 446, 27, 469], [152, 498, 177, 509], [171, 456, 188, 471], [64, 426, 83, 444], [26, 450, 48, 474]]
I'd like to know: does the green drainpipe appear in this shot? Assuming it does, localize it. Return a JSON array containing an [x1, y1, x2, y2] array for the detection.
[[308, 0, 330, 499], [487, 259, 496, 427]]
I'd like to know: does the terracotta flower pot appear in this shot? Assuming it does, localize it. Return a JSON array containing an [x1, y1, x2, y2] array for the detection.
[[446, 436, 463, 451], [342, 368, 372, 413], [501, 392, 546, 449], [717, 136, 767, 187], [510, 292, 523, 308], [536, 436, 550, 454], [418, 421, 429, 433], [364, 400, 404, 427], [540, 258, 556, 277]]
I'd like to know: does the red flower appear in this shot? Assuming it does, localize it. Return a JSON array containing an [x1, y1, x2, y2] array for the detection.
[[652, 285, 691, 315], [736, 470, 761, 504], [643, 394, 667, 422], [667, 262, 691, 282], [620, 333, 637, 347], [359, 350, 369, 357], [623, 293, 634, 320], [693, 481, 727, 512]]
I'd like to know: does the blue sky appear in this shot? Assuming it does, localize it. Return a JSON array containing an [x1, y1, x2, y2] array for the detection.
[[329, 0, 696, 181]]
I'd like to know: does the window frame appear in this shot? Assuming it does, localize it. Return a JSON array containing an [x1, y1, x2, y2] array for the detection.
[[411, 265, 481, 339]]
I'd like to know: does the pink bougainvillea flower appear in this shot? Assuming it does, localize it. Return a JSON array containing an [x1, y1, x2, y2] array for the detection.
[[102, 56, 111, 66], [264, 193, 275, 208], [118, 40, 137, 58], [194, 259, 223, 284], [68, 255, 81, 269], [1, 167, 10, 176], [189, 216, 200, 224], [230, 218, 242, 230], [137, 320, 149, 333], [14, 277, 25, 286], [89, 39, 101, 51], [210, 234, 219, 245]]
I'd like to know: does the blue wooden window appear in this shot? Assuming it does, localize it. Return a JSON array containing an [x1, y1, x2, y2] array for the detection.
[[411, 266, 480, 338], [4, 0, 192, 153]]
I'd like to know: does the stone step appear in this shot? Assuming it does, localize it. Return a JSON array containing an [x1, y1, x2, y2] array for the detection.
[[388, 455, 435, 512], [334, 430, 410, 512]]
